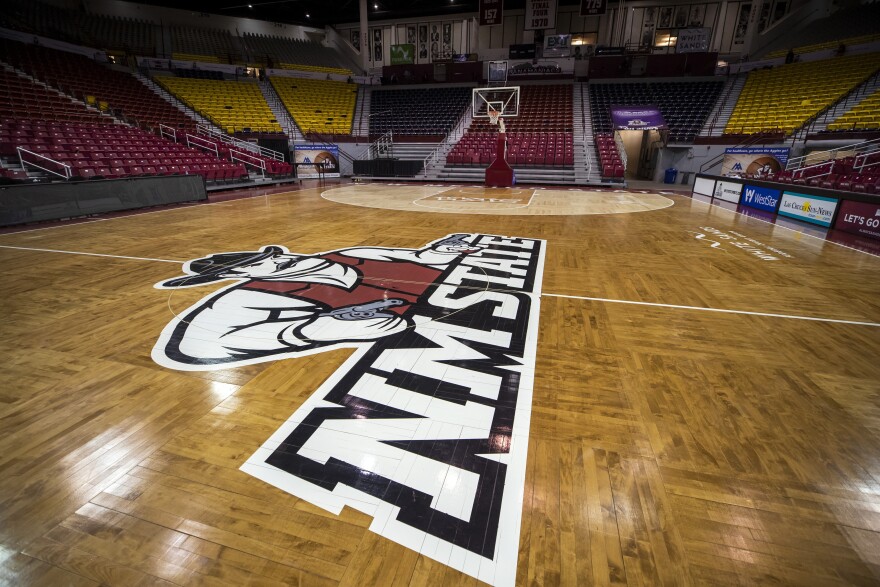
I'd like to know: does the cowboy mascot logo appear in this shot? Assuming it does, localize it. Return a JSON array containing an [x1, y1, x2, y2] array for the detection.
[[153, 234, 484, 369], [152, 233, 546, 587]]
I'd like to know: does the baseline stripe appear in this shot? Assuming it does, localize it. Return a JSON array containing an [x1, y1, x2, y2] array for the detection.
[[0, 245, 181, 263], [543, 292, 880, 327]]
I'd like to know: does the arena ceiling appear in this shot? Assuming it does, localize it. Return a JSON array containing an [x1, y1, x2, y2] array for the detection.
[[138, 0, 582, 28]]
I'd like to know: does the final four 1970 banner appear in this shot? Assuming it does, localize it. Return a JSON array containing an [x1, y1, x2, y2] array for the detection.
[[525, 0, 557, 30]]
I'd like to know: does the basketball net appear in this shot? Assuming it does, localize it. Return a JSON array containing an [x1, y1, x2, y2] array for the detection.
[[488, 108, 505, 133]]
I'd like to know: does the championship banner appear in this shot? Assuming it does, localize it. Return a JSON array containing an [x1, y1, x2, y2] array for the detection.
[[721, 147, 790, 177], [525, 0, 557, 30], [479, 0, 503, 26], [543, 34, 571, 57], [580, 0, 606, 16], [610, 106, 667, 130], [390, 44, 415, 65], [676, 28, 711, 53], [293, 145, 340, 178]]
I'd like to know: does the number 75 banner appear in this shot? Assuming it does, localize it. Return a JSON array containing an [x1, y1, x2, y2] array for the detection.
[[479, 0, 503, 26]]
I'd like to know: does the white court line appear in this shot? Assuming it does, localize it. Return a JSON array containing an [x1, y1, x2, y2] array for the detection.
[[3, 243, 876, 327], [686, 194, 880, 258], [0, 245, 181, 263], [543, 292, 880, 327]]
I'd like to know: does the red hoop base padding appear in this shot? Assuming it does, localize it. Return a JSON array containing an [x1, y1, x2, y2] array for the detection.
[[485, 133, 515, 188]]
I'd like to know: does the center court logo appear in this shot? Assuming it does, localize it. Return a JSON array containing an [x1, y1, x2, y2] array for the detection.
[[152, 233, 546, 587]]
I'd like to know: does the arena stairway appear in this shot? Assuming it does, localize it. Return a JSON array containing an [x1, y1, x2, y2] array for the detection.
[[806, 70, 880, 134], [574, 82, 596, 183], [258, 79, 303, 140], [701, 74, 747, 137]]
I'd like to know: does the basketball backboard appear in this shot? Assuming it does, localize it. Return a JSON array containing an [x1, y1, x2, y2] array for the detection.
[[487, 60, 509, 85], [472, 86, 520, 119]]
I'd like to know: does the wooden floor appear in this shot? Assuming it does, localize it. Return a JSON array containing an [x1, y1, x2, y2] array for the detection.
[[2, 181, 880, 586]]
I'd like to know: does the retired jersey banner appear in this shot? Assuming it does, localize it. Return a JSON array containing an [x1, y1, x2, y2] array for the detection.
[[479, 0, 503, 25], [293, 145, 340, 178], [721, 147, 790, 177], [610, 106, 667, 130], [580, 0, 606, 16], [525, 0, 557, 30]]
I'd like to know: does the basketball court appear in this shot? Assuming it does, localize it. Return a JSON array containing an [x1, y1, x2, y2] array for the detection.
[[2, 180, 880, 586]]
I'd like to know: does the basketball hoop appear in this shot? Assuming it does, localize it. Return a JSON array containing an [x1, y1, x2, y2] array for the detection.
[[487, 108, 505, 133]]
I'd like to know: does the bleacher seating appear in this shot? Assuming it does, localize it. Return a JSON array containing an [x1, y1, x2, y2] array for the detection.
[[270, 77, 356, 135], [725, 53, 880, 135], [369, 87, 470, 136], [83, 15, 157, 56], [766, 33, 880, 59], [0, 68, 113, 125], [1, 119, 249, 182], [172, 53, 222, 64], [186, 134, 292, 176], [474, 85, 573, 133], [242, 33, 352, 73], [1, 39, 197, 133], [446, 132, 574, 167], [446, 85, 574, 168], [827, 89, 880, 131], [279, 64, 352, 76], [174, 68, 225, 81], [171, 27, 243, 64], [0, 0, 157, 55], [595, 133, 624, 178], [589, 81, 724, 142], [156, 77, 282, 134]]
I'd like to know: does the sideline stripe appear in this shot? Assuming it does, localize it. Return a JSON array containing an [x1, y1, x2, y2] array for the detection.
[[0, 245, 181, 263], [543, 292, 880, 327], [686, 194, 880, 258], [3, 243, 876, 327]]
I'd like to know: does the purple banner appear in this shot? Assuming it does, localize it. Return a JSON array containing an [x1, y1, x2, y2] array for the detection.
[[834, 199, 880, 240], [610, 106, 667, 130]]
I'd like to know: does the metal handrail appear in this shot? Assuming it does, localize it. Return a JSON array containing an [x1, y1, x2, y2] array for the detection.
[[369, 131, 394, 160], [229, 147, 266, 177], [698, 132, 779, 174], [196, 124, 284, 161], [17, 147, 72, 180], [186, 133, 219, 157], [613, 131, 628, 171], [159, 124, 177, 142], [582, 138, 592, 181], [423, 103, 473, 176], [786, 137, 880, 171]]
